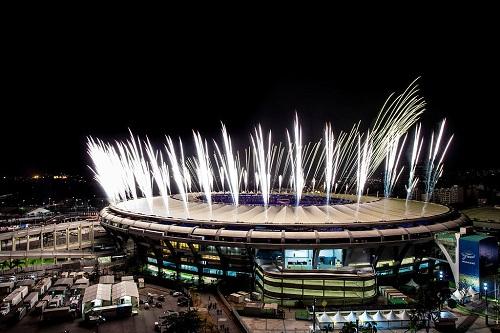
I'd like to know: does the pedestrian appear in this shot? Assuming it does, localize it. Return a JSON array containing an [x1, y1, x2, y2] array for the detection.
[[208, 295, 211, 301]]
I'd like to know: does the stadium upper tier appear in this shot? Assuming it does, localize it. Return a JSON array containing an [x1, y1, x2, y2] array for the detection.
[[110, 193, 450, 225]]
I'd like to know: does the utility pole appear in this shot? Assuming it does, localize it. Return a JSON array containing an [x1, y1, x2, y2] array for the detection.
[[312, 297, 316, 332], [484, 282, 489, 326]]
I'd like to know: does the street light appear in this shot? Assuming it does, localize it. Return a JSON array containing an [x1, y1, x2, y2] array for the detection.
[[484, 282, 489, 326], [312, 297, 316, 332], [439, 271, 443, 281]]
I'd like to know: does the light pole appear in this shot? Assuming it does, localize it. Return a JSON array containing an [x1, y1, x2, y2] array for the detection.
[[484, 282, 489, 326], [312, 297, 316, 332]]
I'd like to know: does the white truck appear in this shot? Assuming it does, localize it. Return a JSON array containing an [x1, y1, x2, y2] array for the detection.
[[34, 277, 52, 296], [48, 295, 64, 308], [3, 289, 24, 307], [1, 287, 27, 316], [0, 302, 11, 316], [24, 292, 39, 309], [13, 286, 29, 299]]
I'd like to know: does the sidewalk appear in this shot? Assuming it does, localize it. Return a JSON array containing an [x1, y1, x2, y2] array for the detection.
[[199, 291, 242, 333]]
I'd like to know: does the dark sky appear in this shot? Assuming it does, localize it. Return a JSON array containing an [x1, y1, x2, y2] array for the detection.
[[1, 23, 498, 177]]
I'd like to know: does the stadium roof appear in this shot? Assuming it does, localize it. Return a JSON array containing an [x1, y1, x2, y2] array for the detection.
[[113, 194, 450, 225]]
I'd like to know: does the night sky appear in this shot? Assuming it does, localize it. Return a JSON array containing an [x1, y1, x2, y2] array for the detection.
[[1, 26, 498, 177]]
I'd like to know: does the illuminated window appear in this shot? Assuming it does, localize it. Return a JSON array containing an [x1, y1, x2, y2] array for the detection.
[[178, 242, 190, 250], [201, 255, 220, 261], [180, 264, 198, 272], [147, 257, 158, 264]]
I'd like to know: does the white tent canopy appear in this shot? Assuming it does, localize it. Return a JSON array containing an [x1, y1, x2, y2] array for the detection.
[[467, 286, 477, 296], [345, 311, 357, 322], [318, 311, 332, 324], [359, 311, 373, 322], [406, 278, 419, 288], [399, 310, 411, 321], [372, 310, 386, 322], [332, 311, 347, 323], [26, 207, 52, 216], [452, 289, 465, 300], [385, 310, 399, 321]]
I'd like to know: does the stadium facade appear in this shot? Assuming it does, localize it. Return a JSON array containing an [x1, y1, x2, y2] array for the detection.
[[99, 193, 469, 305]]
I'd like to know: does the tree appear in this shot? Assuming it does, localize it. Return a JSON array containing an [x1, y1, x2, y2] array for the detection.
[[0, 261, 9, 272], [25, 258, 38, 267], [411, 278, 450, 332], [10, 259, 24, 272], [161, 309, 203, 333], [447, 298, 457, 309], [405, 313, 419, 333]]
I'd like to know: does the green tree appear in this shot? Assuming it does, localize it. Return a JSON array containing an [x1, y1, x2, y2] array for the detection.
[[405, 313, 419, 333], [161, 309, 203, 333], [10, 259, 24, 272], [25, 258, 38, 267], [411, 278, 450, 332], [0, 261, 9, 272]]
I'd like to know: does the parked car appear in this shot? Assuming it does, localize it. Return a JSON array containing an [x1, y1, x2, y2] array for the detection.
[[177, 297, 189, 306], [157, 295, 165, 302]]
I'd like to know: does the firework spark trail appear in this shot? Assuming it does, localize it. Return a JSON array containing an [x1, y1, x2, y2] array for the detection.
[[250, 126, 272, 217], [165, 136, 190, 218], [145, 138, 171, 215], [356, 131, 373, 205], [116, 141, 137, 201], [126, 131, 154, 211], [303, 141, 323, 190], [271, 143, 286, 191], [87, 138, 124, 203], [405, 124, 423, 202], [336, 122, 360, 191], [87, 78, 445, 217], [286, 113, 305, 206], [243, 148, 251, 192], [242, 168, 248, 193], [383, 132, 407, 198], [364, 78, 425, 185], [425, 119, 454, 202], [214, 123, 240, 207], [324, 123, 340, 207], [178, 139, 192, 194], [185, 157, 201, 193], [193, 131, 213, 220]]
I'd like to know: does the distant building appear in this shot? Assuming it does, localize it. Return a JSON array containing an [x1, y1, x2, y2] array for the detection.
[[25, 207, 52, 217], [432, 185, 464, 205]]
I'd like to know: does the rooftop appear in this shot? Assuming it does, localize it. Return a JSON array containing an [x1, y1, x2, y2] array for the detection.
[[113, 194, 450, 225]]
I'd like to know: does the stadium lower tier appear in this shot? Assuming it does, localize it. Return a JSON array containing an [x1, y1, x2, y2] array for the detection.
[[106, 231, 441, 305], [255, 262, 377, 305]]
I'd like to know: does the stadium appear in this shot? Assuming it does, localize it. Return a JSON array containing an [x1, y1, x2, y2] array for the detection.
[[91, 79, 465, 306], [99, 193, 469, 305]]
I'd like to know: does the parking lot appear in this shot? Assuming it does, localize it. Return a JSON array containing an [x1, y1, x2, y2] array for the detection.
[[1, 283, 196, 333]]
